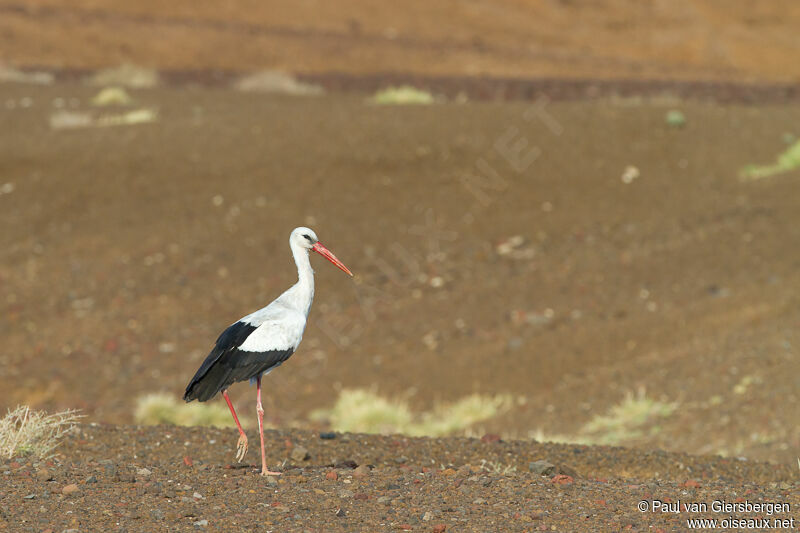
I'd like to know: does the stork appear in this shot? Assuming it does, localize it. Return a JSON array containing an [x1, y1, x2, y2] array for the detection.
[[183, 227, 352, 475]]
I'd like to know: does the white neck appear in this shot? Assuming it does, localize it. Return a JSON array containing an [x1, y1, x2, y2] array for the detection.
[[290, 240, 315, 316]]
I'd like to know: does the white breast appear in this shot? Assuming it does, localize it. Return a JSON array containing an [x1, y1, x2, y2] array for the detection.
[[238, 304, 307, 353]]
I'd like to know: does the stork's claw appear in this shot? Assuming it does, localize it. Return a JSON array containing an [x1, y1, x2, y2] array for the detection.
[[235, 434, 248, 463]]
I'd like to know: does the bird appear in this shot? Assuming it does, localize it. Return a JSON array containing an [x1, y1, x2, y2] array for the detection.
[[183, 227, 352, 475]]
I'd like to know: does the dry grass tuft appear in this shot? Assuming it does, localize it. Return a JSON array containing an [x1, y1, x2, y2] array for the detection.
[[0, 406, 82, 459], [134, 393, 250, 428], [86, 64, 159, 88], [310, 388, 512, 437], [580, 389, 676, 445]]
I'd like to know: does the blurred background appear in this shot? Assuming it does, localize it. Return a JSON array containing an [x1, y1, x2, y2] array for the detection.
[[1, 1, 798, 466]]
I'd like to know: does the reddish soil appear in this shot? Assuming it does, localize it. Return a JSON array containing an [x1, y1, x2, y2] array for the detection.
[[1, 425, 797, 532]]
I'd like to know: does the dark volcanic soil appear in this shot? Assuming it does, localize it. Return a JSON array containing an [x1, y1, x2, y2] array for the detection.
[[2, 425, 798, 532]]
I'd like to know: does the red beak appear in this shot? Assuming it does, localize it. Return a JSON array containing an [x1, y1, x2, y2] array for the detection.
[[312, 242, 353, 277]]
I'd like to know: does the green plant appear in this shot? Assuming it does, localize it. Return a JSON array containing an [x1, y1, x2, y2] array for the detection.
[[371, 86, 435, 105], [740, 139, 800, 180]]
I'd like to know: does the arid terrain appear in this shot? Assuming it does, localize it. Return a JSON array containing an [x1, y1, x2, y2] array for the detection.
[[1, 1, 799, 531]]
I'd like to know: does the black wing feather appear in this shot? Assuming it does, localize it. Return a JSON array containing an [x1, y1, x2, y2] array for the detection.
[[183, 321, 294, 402]]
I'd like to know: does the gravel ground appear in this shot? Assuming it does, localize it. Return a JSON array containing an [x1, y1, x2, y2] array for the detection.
[[2, 425, 797, 532]]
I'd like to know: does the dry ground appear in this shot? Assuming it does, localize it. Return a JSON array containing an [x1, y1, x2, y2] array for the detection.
[[1, 82, 799, 467], [2, 0, 800, 83], [1, 425, 797, 532]]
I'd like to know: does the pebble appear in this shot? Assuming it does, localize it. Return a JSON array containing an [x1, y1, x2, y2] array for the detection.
[[193, 519, 208, 527], [290, 446, 310, 462], [61, 484, 80, 496], [335, 508, 346, 517], [433, 525, 447, 533], [338, 489, 354, 499], [150, 508, 165, 521], [319, 432, 337, 440], [353, 465, 370, 479], [136, 467, 152, 477], [193, 492, 204, 500], [422, 511, 433, 521], [36, 469, 52, 482], [85, 475, 97, 484], [325, 471, 338, 481], [377, 496, 392, 504], [529, 460, 556, 476]]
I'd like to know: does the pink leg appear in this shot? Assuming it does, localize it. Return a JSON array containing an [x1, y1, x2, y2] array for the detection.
[[222, 389, 248, 462], [256, 375, 281, 476]]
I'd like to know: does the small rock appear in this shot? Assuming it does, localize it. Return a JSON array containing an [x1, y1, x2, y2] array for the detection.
[[422, 511, 434, 521], [61, 484, 80, 496], [103, 464, 117, 478], [433, 525, 447, 533], [377, 496, 392, 504], [335, 508, 346, 517], [23, 494, 36, 500], [85, 475, 97, 484], [36, 469, 52, 482], [193, 492, 204, 500], [338, 489, 354, 499], [151, 508, 165, 521], [193, 519, 208, 527], [480, 434, 501, 443], [325, 471, 338, 481], [352, 465, 370, 479], [529, 460, 556, 476], [136, 468, 152, 477], [319, 432, 336, 440], [457, 465, 471, 476], [183, 456, 193, 467], [551, 474, 573, 485], [621, 165, 640, 184], [290, 446, 310, 462], [472, 498, 487, 505]]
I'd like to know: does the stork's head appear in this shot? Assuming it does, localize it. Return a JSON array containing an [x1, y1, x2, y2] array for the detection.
[[291, 226, 353, 276]]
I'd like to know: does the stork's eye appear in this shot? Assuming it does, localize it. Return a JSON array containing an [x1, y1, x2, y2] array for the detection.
[[303, 234, 314, 242]]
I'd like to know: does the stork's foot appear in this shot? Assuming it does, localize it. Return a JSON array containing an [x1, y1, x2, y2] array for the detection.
[[260, 468, 282, 477], [235, 434, 249, 463]]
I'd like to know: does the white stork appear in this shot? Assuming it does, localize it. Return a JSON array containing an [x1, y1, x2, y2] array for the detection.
[[183, 227, 352, 475]]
